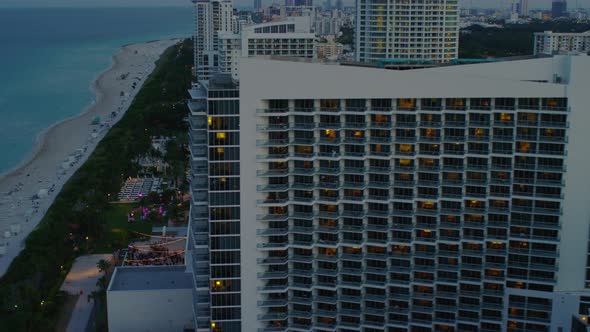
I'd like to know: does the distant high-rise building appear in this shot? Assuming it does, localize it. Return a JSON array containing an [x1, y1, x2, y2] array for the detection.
[[511, 0, 520, 16], [254, 0, 262, 10], [519, 0, 529, 16], [218, 17, 316, 80], [285, 0, 313, 7], [325, 0, 332, 11], [192, 0, 233, 80], [335, 0, 343, 10], [355, 0, 459, 63], [509, 0, 520, 21], [552, 0, 568, 18]]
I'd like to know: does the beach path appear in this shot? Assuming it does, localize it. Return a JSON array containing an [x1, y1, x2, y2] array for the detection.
[[60, 254, 113, 332]]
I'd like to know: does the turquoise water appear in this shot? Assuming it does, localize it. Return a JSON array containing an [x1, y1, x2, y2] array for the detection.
[[0, 7, 192, 173]]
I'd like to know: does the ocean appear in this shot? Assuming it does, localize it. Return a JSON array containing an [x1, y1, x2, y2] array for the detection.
[[0, 7, 192, 173]]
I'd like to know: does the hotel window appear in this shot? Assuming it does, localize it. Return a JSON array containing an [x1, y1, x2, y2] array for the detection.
[[320, 99, 340, 111], [518, 97, 540, 110], [397, 98, 416, 110], [446, 98, 466, 110], [470, 98, 491, 110]]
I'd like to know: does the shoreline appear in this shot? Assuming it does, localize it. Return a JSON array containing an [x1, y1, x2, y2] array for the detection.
[[0, 38, 180, 277], [0, 39, 171, 181]]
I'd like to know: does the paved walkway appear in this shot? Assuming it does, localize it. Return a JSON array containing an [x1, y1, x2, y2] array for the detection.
[[60, 254, 112, 332]]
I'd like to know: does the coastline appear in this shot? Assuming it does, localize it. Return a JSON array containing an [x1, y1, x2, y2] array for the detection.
[[0, 38, 180, 277]]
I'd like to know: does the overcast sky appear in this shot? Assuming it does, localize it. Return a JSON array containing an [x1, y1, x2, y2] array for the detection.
[[0, 0, 588, 9]]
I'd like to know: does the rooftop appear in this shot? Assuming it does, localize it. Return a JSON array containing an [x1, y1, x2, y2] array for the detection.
[[108, 265, 193, 292], [239, 54, 590, 99]]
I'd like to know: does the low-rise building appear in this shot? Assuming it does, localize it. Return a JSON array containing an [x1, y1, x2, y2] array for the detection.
[[316, 40, 344, 59], [106, 266, 194, 332]]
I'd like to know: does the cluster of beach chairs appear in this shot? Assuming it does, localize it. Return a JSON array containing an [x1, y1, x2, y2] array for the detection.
[[117, 178, 162, 201]]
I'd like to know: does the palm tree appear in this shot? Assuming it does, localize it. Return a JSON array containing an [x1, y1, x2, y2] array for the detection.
[[96, 275, 108, 292], [96, 259, 111, 277]]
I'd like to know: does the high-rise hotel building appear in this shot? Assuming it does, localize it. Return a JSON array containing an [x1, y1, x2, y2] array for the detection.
[[355, 0, 460, 63], [218, 17, 316, 80], [192, 0, 234, 80], [188, 53, 590, 331]]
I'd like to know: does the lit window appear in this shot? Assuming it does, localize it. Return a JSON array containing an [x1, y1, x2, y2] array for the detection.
[[399, 145, 413, 152]]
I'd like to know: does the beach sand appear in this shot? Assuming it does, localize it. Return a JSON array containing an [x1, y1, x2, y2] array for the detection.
[[0, 39, 179, 277]]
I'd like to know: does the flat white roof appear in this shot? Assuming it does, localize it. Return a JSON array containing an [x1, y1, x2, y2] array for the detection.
[[108, 266, 193, 292], [239, 55, 582, 100]]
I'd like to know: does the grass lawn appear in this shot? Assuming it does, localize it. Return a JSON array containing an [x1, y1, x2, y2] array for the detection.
[[93, 203, 165, 253]]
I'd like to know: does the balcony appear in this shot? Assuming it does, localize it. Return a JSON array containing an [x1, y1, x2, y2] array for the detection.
[[540, 121, 568, 128], [366, 136, 392, 145], [395, 136, 417, 143], [256, 228, 289, 236], [256, 139, 289, 147], [370, 122, 392, 129], [257, 213, 288, 222], [256, 108, 289, 115], [256, 123, 289, 131], [318, 137, 341, 145], [257, 242, 288, 250], [395, 121, 417, 128], [420, 121, 442, 128], [258, 312, 288, 321], [444, 121, 466, 127]]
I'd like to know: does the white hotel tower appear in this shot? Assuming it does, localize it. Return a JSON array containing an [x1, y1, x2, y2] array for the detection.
[[192, 0, 234, 80], [187, 53, 590, 332], [355, 0, 460, 63]]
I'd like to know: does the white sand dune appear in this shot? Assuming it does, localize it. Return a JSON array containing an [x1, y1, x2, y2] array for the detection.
[[0, 39, 179, 277]]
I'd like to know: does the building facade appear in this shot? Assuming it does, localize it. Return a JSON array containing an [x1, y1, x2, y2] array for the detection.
[[192, 0, 234, 80], [355, 0, 460, 63], [188, 76, 242, 331], [285, 0, 313, 7], [519, 0, 528, 17], [317, 41, 344, 59], [221, 55, 590, 331], [534, 31, 590, 55], [551, 0, 567, 18], [218, 17, 316, 80]]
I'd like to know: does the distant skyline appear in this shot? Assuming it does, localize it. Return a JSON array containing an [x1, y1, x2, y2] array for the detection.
[[1, 0, 589, 9]]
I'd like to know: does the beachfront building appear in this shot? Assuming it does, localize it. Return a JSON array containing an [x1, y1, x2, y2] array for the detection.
[[185, 53, 590, 331], [534, 31, 590, 55], [355, 0, 460, 63], [218, 17, 316, 80], [192, 0, 234, 80], [187, 75, 241, 331]]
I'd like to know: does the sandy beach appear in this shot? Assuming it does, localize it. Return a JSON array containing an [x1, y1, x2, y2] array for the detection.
[[0, 39, 179, 277]]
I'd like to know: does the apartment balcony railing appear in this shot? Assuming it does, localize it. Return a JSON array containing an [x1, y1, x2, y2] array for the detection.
[[540, 121, 568, 128], [419, 121, 442, 127], [370, 122, 392, 129], [369, 136, 392, 143], [444, 120, 467, 127], [468, 120, 491, 127]]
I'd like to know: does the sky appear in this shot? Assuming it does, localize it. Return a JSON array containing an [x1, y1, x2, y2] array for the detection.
[[0, 0, 588, 9]]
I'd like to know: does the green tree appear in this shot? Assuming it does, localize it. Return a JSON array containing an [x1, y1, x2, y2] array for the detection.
[[96, 259, 111, 277]]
